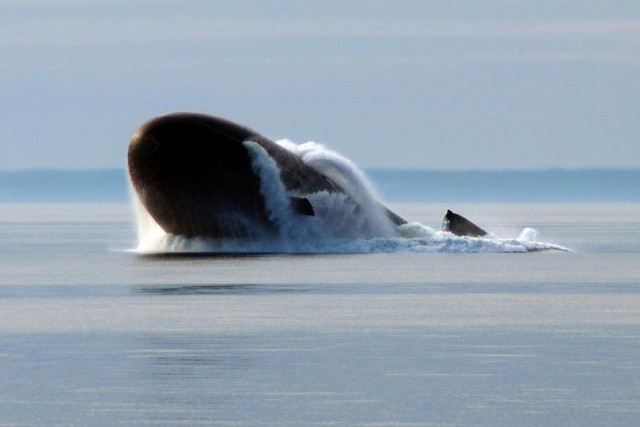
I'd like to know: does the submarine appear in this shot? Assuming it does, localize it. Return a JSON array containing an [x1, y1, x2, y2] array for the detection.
[[128, 112, 488, 240]]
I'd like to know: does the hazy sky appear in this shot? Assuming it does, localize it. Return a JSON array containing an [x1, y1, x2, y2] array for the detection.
[[1, 0, 639, 170]]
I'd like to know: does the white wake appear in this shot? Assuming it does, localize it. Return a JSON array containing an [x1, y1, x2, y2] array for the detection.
[[132, 139, 568, 254]]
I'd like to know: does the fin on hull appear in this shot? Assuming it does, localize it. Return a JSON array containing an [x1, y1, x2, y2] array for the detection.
[[442, 209, 488, 237]]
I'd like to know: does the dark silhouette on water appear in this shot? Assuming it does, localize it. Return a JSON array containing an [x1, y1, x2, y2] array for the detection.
[[128, 112, 406, 239], [129, 112, 495, 242], [442, 209, 488, 237]]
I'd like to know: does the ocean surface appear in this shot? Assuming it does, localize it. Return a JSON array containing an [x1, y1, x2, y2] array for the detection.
[[1, 170, 640, 426]]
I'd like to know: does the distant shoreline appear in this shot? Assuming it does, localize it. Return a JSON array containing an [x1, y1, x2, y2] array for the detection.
[[1, 168, 639, 203]]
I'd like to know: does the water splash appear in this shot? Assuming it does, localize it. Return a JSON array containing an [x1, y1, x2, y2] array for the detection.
[[277, 139, 397, 238], [131, 139, 569, 254]]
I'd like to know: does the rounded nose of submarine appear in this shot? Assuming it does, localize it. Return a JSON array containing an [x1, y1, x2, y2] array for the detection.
[[127, 112, 269, 238], [129, 113, 245, 180]]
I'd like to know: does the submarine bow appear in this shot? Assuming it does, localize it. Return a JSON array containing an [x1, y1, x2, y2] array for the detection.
[[128, 112, 405, 239]]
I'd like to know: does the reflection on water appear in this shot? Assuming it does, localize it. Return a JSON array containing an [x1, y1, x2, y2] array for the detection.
[[136, 334, 254, 375], [135, 283, 312, 295]]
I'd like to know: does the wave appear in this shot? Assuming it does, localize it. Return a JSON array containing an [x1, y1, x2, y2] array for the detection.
[[132, 139, 568, 254]]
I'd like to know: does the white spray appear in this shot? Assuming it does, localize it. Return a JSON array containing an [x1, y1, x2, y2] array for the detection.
[[243, 140, 399, 248], [276, 139, 398, 238], [130, 139, 569, 254]]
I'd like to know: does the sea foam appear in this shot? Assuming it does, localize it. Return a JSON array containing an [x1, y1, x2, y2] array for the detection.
[[131, 139, 568, 254]]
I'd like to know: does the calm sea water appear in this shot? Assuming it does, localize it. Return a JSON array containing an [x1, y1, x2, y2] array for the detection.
[[1, 200, 639, 426]]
